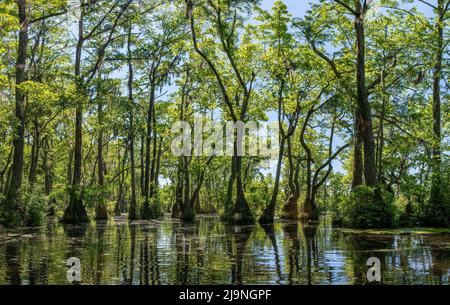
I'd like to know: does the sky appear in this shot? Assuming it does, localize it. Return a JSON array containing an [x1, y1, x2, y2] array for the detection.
[[261, 0, 434, 18], [261, 0, 310, 16]]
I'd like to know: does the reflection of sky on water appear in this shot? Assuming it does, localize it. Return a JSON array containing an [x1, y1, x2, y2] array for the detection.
[[2, 217, 449, 285]]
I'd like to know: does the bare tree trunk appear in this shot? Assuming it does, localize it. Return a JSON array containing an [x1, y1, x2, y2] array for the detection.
[[28, 117, 40, 186], [142, 81, 155, 219], [428, 0, 446, 226], [181, 156, 193, 221], [4, 0, 28, 226], [232, 151, 254, 224], [172, 159, 183, 218], [63, 13, 88, 223], [299, 108, 318, 220], [95, 71, 108, 220], [354, 8, 377, 186], [149, 112, 157, 198], [259, 136, 285, 224], [352, 111, 363, 187], [127, 23, 138, 220], [224, 157, 236, 220], [281, 137, 301, 220]]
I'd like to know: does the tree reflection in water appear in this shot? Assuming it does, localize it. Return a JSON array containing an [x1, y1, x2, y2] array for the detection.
[[0, 216, 449, 285]]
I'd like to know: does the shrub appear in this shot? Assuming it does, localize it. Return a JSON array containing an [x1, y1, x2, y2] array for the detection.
[[333, 185, 396, 228]]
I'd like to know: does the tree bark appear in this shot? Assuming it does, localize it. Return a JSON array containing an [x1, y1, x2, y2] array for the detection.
[[127, 23, 138, 220], [95, 70, 108, 220], [63, 12, 88, 223], [281, 137, 301, 220], [142, 81, 155, 219], [28, 117, 40, 186], [259, 136, 285, 224], [428, 0, 446, 225], [5, 0, 28, 225], [352, 111, 363, 187], [354, 8, 377, 186]]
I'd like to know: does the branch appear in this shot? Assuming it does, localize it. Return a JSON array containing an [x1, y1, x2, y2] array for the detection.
[[418, 0, 438, 10], [84, 0, 132, 84], [188, 4, 237, 121], [334, 0, 357, 15]]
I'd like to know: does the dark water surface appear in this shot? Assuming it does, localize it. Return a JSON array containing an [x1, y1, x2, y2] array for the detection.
[[0, 215, 449, 285]]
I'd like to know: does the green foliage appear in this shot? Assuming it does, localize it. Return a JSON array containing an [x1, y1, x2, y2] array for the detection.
[[245, 174, 273, 216], [334, 185, 396, 228], [422, 174, 450, 227], [65, 184, 109, 213], [21, 186, 47, 227]]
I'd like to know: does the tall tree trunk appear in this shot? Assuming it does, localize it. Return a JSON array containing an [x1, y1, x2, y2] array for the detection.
[[299, 108, 318, 220], [42, 137, 55, 215], [127, 24, 138, 220], [281, 136, 300, 220], [4, 0, 28, 226], [354, 9, 377, 187], [377, 72, 386, 183], [428, 0, 446, 226], [352, 111, 363, 187], [172, 159, 183, 218], [140, 133, 145, 196], [259, 136, 286, 224], [95, 72, 108, 220], [149, 113, 157, 198], [154, 138, 163, 194], [232, 151, 254, 224], [142, 81, 155, 219], [181, 156, 193, 221], [28, 117, 40, 186], [63, 16, 88, 223], [224, 157, 236, 220]]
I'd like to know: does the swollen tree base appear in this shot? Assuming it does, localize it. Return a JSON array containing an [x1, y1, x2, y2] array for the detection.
[[258, 211, 275, 225], [299, 199, 319, 221], [62, 197, 89, 224], [180, 207, 195, 222], [95, 203, 108, 220], [281, 194, 300, 220], [231, 207, 255, 225]]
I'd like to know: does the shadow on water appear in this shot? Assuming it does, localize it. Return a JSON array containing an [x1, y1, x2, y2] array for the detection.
[[0, 215, 449, 284]]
